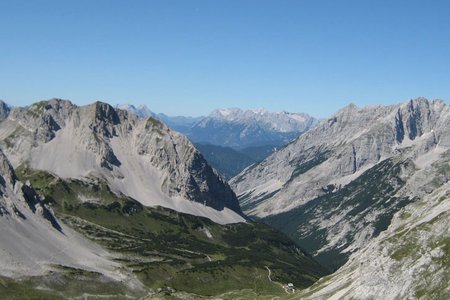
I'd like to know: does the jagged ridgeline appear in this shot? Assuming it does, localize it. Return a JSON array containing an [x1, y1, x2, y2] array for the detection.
[[232, 98, 450, 271], [0, 99, 243, 223], [116, 105, 319, 149], [0, 99, 327, 298], [186, 108, 318, 149]]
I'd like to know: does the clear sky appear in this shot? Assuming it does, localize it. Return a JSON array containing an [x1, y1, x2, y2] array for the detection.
[[1, 0, 449, 118]]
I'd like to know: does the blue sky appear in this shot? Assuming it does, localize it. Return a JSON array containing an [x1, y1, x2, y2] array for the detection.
[[1, 0, 449, 117]]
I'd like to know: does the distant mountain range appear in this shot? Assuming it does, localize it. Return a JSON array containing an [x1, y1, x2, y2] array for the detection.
[[115, 104, 203, 132], [116, 104, 318, 178], [187, 108, 318, 149], [116, 104, 318, 149]]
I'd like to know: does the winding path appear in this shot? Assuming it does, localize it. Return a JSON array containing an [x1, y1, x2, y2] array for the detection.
[[265, 265, 296, 295], [265, 266, 273, 282]]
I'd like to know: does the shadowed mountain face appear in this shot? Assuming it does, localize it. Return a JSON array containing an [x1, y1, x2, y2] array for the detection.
[[231, 98, 450, 269], [0, 99, 243, 223]]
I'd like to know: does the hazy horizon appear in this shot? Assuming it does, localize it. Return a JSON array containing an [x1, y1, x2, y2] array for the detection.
[[3, 95, 450, 119]]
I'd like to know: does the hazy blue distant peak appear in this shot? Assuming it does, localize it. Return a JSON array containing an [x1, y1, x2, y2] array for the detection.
[[187, 107, 318, 149], [209, 107, 313, 120], [136, 104, 153, 115], [210, 108, 243, 118], [0, 100, 11, 120], [115, 104, 317, 145], [116, 103, 203, 131], [200, 107, 318, 132], [209, 108, 281, 120], [115, 104, 155, 118]]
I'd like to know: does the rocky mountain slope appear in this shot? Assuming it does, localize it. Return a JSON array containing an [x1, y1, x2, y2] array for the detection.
[[187, 108, 318, 149], [0, 148, 122, 281], [231, 98, 450, 269], [0, 99, 243, 223], [302, 180, 450, 299]]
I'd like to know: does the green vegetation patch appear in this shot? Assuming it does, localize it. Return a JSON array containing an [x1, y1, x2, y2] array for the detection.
[[264, 158, 414, 271], [0, 276, 63, 300], [390, 240, 419, 261], [194, 143, 256, 179], [145, 117, 164, 130], [15, 166, 328, 297]]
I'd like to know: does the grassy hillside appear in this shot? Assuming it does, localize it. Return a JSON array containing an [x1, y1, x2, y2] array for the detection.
[[14, 164, 328, 298]]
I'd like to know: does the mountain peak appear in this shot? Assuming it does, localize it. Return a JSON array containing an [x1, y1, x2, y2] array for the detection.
[[92, 101, 120, 122], [115, 103, 154, 118], [210, 108, 242, 118], [28, 98, 73, 111], [0, 100, 244, 223], [334, 102, 358, 115], [403, 97, 448, 111], [118, 103, 137, 110]]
